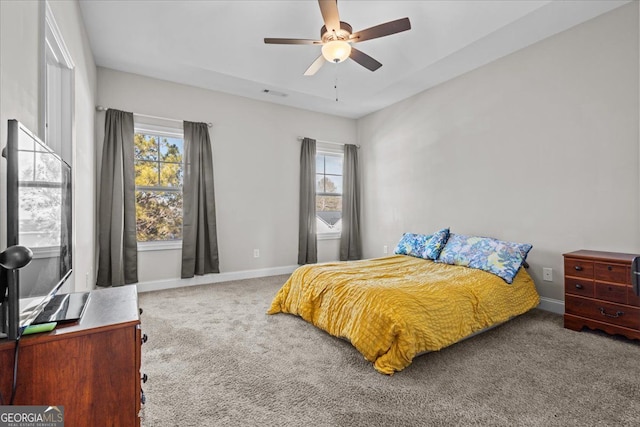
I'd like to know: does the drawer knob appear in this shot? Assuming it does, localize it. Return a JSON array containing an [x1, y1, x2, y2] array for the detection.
[[575, 284, 584, 290], [599, 307, 624, 318], [607, 266, 613, 271], [142, 373, 148, 383], [574, 266, 583, 271], [141, 333, 148, 344]]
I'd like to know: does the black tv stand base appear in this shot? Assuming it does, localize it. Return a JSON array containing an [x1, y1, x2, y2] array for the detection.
[[32, 291, 90, 325]]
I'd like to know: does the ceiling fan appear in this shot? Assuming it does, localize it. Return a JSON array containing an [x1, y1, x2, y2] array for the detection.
[[264, 0, 411, 76]]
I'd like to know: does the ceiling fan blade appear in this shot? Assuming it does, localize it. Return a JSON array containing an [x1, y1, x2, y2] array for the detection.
[[264, 38, 322, 45], [304, 55, 326, 76], [349, 47, 382, 72], [350, 17, 411, 43], [318, 0, 340, 33]]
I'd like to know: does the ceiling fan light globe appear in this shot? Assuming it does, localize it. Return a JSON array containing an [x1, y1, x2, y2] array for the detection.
[[321, 40, 351, 63]]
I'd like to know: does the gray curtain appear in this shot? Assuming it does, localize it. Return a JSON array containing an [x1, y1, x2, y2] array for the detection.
[[181, 121, 219, 278], [97, 109, 137, 286], [340, 144, 362, 261], [298, 138, 317, 264]]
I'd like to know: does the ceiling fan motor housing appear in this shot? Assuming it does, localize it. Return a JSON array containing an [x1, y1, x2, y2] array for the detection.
[[320, 22, 353, 42]]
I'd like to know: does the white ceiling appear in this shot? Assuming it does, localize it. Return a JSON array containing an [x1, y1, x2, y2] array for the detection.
[[79, 0, 629, 119]]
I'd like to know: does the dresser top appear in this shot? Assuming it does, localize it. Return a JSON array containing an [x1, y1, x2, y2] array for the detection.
[[564, 250, 639, 263], [0, 285, 140, 349]]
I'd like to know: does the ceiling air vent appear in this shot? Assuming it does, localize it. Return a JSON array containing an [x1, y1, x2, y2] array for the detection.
[[263, 89, 288, 97]]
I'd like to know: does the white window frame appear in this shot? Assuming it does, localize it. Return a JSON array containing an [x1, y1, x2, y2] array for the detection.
[[134, 122, 184, 251], [41, 1, 74, 165], [316, 143, 344, 240]]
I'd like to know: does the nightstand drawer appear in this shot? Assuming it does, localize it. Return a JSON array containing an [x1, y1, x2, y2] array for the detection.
[[565, 278, 594, 297], [594, 282, 627, 304], [594, 263, 629, 284], [564, 258, 593, 279], [565, 295, 640, 330]]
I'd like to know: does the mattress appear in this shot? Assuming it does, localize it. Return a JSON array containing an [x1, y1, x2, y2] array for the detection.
[[268, 255, 540, 374]]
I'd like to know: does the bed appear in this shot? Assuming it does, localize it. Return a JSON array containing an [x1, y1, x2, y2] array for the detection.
[[268, 253, 540, 375]]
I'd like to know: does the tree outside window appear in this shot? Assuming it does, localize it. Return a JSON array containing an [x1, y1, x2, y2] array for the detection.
[[134, 132, 184, 242]]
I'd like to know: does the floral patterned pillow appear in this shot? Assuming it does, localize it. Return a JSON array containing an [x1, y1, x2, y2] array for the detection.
[[420, 228, 450, 260], [437, 234, 532, 284], [394, 233, 432, 258]]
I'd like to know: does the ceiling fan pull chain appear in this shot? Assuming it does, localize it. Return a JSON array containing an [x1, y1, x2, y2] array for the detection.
[[335, 64, 339, 102]]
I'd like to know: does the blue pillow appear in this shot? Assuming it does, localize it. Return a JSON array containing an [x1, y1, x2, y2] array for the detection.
[[394, 233, 432, 258], [420, 228, 450, 260], [437, 234, 532, 284]]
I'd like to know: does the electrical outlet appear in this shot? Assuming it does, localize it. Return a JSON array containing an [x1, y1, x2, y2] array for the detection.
[[383, 245, 388, 254], [253, 249, 260, 258], [543, 268, 553, 282]]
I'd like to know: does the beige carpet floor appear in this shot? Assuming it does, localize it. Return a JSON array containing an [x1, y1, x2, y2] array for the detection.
[[138, 275, 640, 426]]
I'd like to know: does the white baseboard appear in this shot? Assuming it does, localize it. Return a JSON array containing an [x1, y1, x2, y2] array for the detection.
[[136, 265, 298, 293], [537, 296, 564, 315]]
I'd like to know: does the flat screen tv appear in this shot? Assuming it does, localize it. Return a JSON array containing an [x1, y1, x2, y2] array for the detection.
[[1, 119, 72, 339]]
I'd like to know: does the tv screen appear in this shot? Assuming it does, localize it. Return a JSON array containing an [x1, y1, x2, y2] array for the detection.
[[4, 119, 72, 333]]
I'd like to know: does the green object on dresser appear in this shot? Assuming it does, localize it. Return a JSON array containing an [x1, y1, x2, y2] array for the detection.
[[22, 322, 57, 335]]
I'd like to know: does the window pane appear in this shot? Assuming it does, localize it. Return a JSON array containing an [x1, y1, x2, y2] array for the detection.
[[134, 131, 184, 242], [315, 155, 324, 174], [135, 190, 183, 241], [159, 162, 183, 187], [316, 195, 342, 231], [135, 160, 159, 186], [318, 175, 342, 194], [160, 137, 184, 162], [315, 151, 343, 235], [316, 217, 342, 234], [316, 195, 342, 213], [134, 133, 159, 161], [325, 155, 342, 175], [316, 174, 325, 193]]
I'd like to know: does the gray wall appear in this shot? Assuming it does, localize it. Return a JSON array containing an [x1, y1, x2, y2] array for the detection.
[[357, 3, 639, 302], [96, 68, 357, 285]]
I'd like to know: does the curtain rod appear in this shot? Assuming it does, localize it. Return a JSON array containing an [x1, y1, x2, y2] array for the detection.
[[297, 136, 359, 149], [95, 106, 213, 128]]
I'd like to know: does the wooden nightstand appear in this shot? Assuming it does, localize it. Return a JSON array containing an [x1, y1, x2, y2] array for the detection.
[[563, 250, 640, 340]]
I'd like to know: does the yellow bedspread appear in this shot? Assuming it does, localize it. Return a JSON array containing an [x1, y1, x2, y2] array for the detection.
[[268, 255, 539, 375]]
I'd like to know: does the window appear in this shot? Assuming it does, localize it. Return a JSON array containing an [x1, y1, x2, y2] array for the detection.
[[134, 125, 184, 242], [316, 151, 343, 236]]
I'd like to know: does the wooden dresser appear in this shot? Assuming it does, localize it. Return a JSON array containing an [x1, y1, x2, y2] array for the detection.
[[564, 250, 640, 340], [0, 285, 144, 426]]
